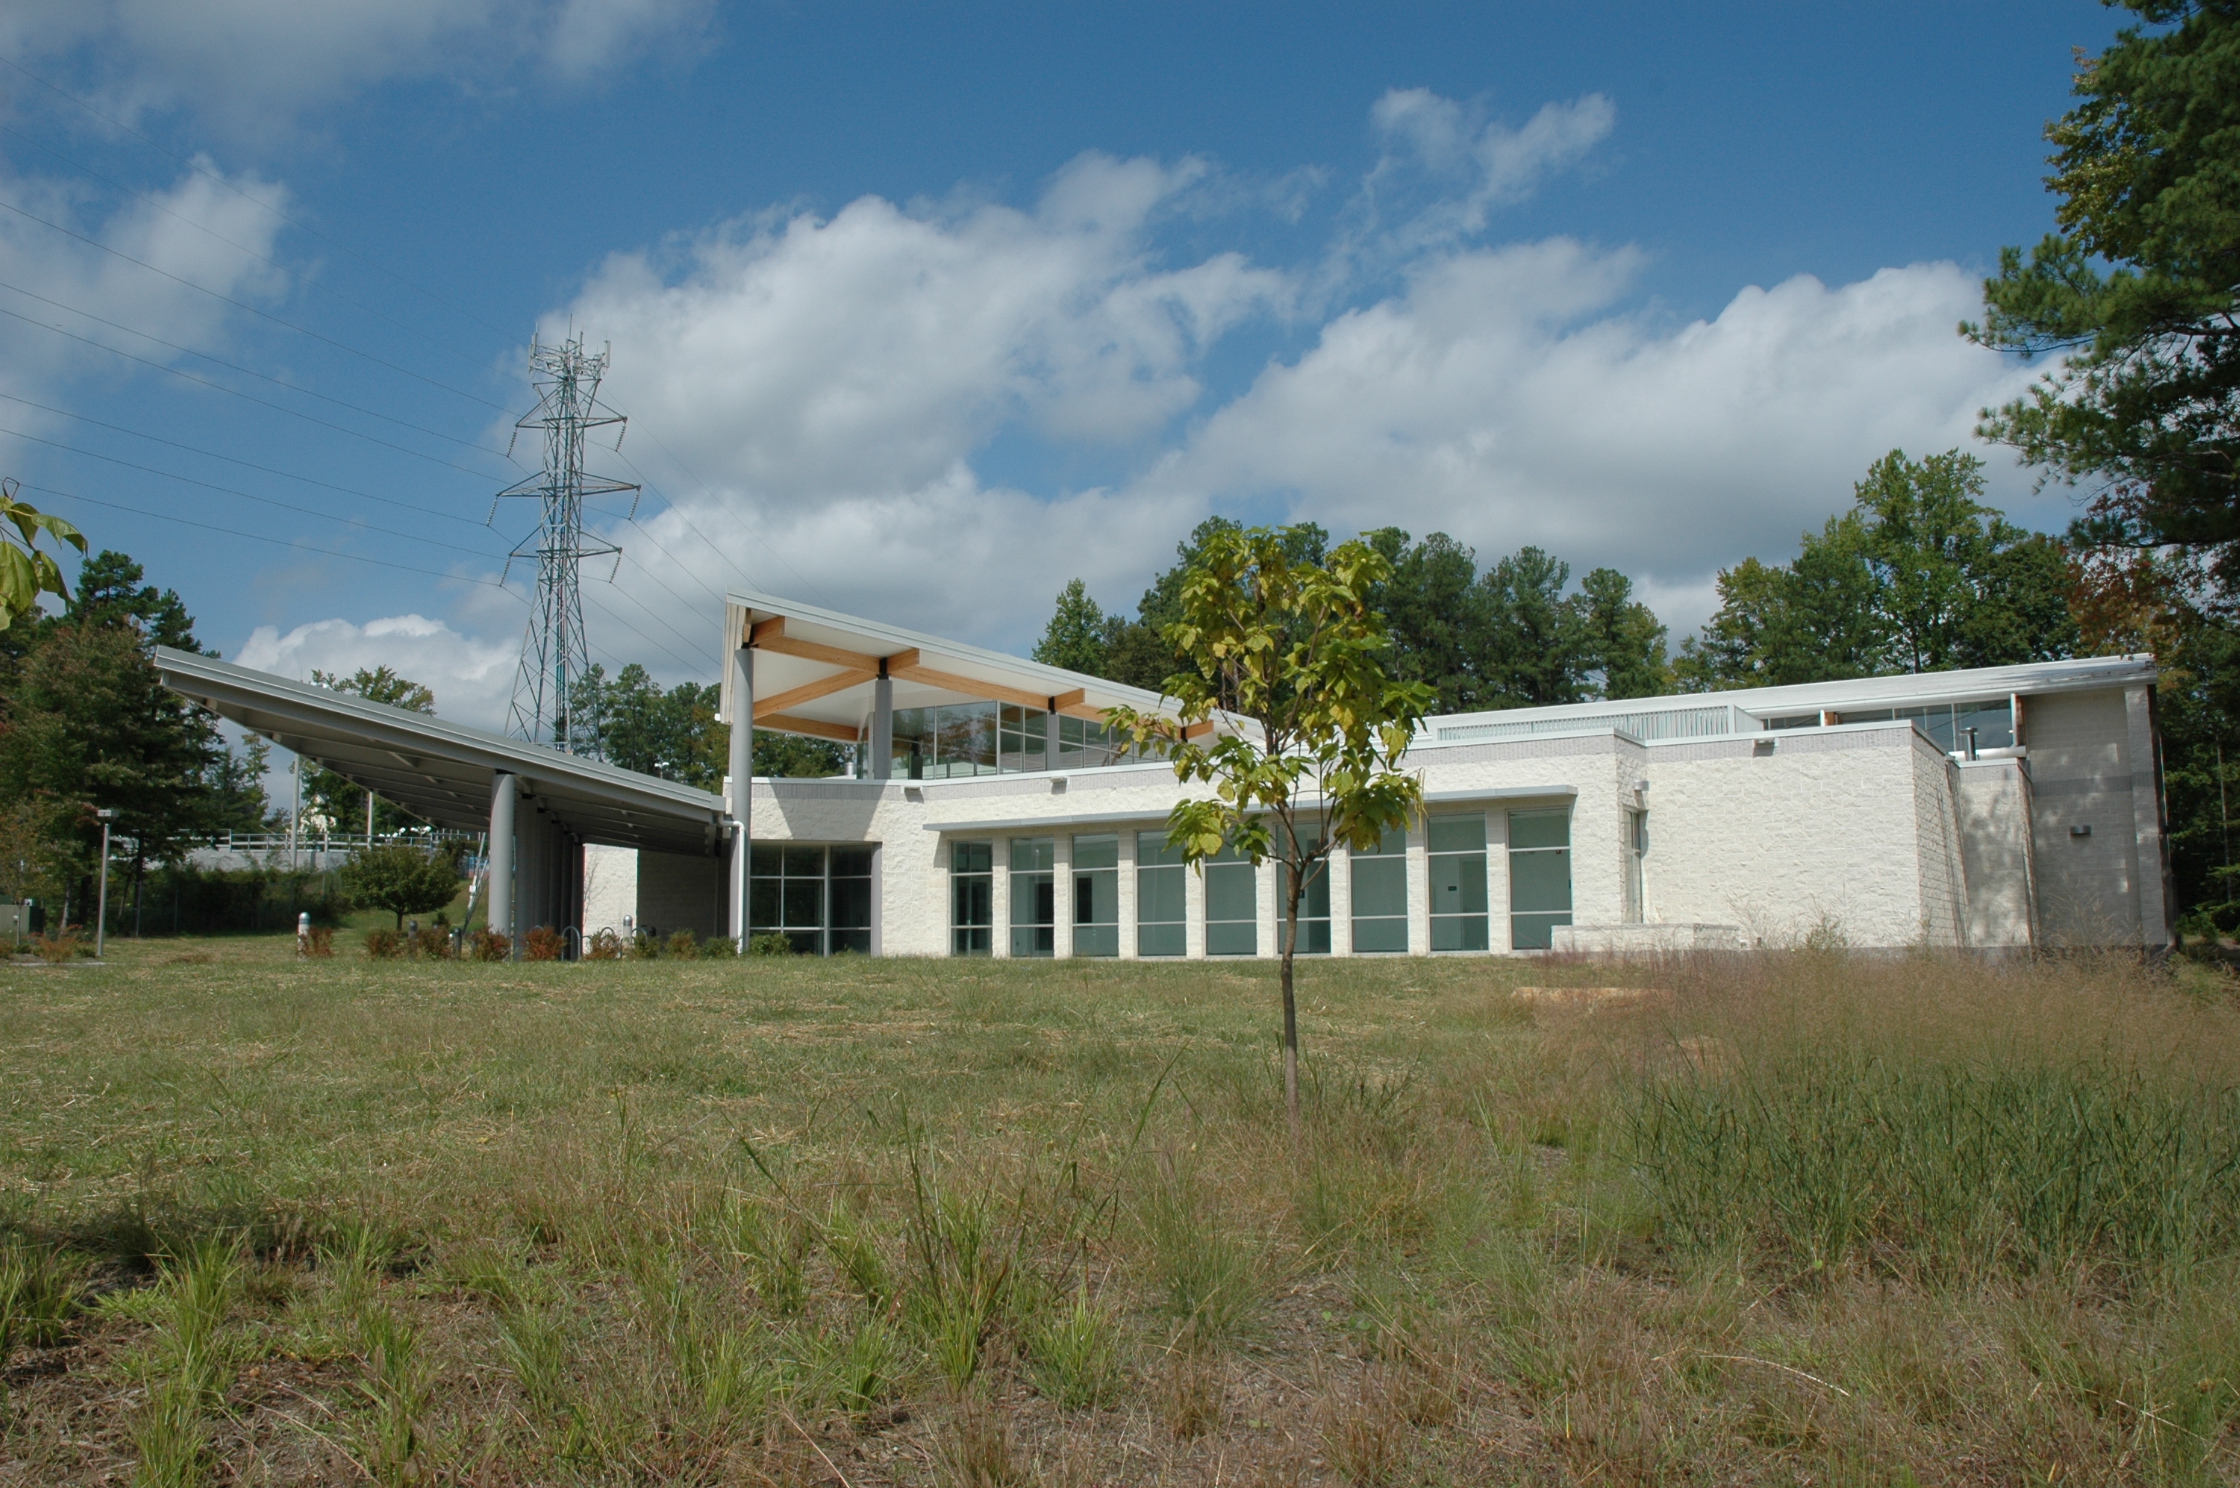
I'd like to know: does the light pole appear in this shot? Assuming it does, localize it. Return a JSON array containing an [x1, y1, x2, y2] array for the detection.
[[94, 808, 116, 960]]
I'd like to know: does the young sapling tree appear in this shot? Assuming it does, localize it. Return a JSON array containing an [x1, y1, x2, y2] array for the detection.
[[1106, 525, 1432, 1143]]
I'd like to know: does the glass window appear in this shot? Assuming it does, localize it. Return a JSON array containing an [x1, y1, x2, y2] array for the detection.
[[1954, 699, 2015, 751], [895, 704, 1002, 779], [1350, 830, 1408, 953], [830, 846, 873, 954], [1277, 855, 1331, 955], [999, 705, 1050, 774], [1072, 834, 1119, 957], [1137, 830, 1187, 957], [1624, 810, 1647, 926], [1204, 844, 1257, 956], [1010, 837, 1055, 957], [751, 844, 878, 955], [1427, 815, 1488, 952], [1508, 809, 1572, 950], [951, 841, 993, 955]]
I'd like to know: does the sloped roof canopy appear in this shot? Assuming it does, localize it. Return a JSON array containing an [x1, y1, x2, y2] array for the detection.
[[156, 649, 727, 857], [720, 586, 1228, 742]]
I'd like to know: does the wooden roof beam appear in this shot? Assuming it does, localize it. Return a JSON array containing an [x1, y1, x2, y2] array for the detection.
[[755, 712, 863, 744], [754, 669, 874, 720]]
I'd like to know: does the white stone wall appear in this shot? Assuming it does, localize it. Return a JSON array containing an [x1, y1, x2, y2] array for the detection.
[[582, 843, 637, 935], [1954, 758, 2036, 948], [1910, 737, 1968, 947], [1640, 724, 1939, 948]]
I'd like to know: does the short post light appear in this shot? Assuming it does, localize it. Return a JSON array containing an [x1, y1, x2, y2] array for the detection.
[[93, 808, 117, 960]]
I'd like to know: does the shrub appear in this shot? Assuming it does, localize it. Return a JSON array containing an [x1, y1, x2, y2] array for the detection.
[[628, 931, 660, 960], [665, 929, 699, 960], [699, 933, 737, 959], [407, 925, 451, 960], [522, 926, 565, 962], [363, 928, 402, 960], [29, 929, 80, 965], [338, 843, 464, 931], [305, 925, 334, 958], [747, 932, 795, 957], [585, 928, 624, 960], [467, 930, 510, 962]]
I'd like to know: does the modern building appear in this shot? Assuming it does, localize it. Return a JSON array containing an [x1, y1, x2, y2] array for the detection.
[[158, 585, 2171, 957]]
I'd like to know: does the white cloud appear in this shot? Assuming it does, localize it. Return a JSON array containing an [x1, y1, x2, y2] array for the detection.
[[235, 614, 520, 732], [0, 161, 289, 426], [1, 0, 713, 135], [555, 152, 1292, 505], [1135, 244, 2044, 629]]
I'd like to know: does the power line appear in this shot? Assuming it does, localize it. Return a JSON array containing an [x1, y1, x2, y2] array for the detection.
[[0, 276, 519, 460], [0, 423, 510, 558], [0, 194, 515, 412], [0, 53, 518, 343], [0, 389, 494, 529], [580, 585, 704, 675], [22, 482, 521, 592], [0, 120, 499, 375], [0, 297, 510, 479]]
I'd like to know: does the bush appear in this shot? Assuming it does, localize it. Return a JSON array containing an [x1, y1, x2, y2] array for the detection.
[[467, 930, 510, 962], [522, 926, 565, 962], [305, 925, 334, 958], [699, 933, 737, 959], [746, 932, 795, 957], [585, 928, 624, 960], [628, 931, 660, 961], [407, 925, 451, 960], [363, 928, 402, 960], [140, 864, 347, 935], [30, 929, 80, 965], [338, 843, 463, 931], [664, 929, 699, 960]]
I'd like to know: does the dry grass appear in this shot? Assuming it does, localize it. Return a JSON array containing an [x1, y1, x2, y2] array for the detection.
[[1, 934, 2238, 1484]]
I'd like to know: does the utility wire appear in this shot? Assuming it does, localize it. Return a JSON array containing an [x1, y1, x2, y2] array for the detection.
[[24, 482, 521, 592], [0, 120, 499, 374], [0, 298, 509, 479], [0, 53, 518, 342], [0, 389, 494, 529], [0, 195, 514, 411], [0, 424, 509, 558], [579, 584, 703, 675], [0, 276, 519, 460]]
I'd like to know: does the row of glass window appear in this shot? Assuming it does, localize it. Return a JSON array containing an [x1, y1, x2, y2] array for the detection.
[[949, 809, 1575, 956], [749, 844, 874, 954], [889, 703, 1141, 780], [1761, 697, 2016, 753]]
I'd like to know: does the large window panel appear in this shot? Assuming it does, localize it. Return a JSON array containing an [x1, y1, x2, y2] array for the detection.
[[1010, 837, 1055, 957], [1136, 831, 1186, 957], [1427, 815, 1489, 952], [1073, 834, 1119, 957], [1507, 809, 1572, 950], [750, 844, 878, 955], [1204, 845, 1257, 957], [1350, 830, 1408, 953], [951, 841, 993, 955]]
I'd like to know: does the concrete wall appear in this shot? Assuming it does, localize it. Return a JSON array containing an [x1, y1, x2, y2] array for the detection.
[[1954, 758, 2036, 948], [583, 843, 637, 935], [2026, 689, 2156, 945], [636, 850, 724, 940]]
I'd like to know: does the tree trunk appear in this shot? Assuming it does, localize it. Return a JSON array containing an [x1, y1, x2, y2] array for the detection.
[[1280, 860, 1304, 1147]]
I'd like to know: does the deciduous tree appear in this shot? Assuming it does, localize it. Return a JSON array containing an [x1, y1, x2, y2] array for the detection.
[[1106, 526, 1433, 1144]]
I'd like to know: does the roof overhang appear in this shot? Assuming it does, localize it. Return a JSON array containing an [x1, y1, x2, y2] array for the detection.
[[718, 585, 1249, 744], [157, 649, 729, 857]]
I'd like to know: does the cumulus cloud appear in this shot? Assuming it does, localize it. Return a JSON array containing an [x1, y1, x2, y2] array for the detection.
[[0, 162, 289, 419], [1139, 244, 2042, 619], [1, 0, 713, 135], [235, 614, 520, 732], [558, 153, 1291, 505]]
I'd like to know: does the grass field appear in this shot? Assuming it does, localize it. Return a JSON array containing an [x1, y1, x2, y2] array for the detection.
[[4, 937, 2240, 1485]]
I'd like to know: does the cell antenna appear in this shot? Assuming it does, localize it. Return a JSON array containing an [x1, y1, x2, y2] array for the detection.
[[493, 332, 639, 751]]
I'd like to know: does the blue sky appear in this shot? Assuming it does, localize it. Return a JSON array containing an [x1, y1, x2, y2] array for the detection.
[[0, 1, 2120, 727]]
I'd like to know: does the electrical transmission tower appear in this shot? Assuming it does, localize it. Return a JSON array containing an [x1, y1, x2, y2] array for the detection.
[[493, 333, 639, 752]]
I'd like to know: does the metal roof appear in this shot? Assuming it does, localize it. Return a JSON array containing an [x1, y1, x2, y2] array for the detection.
[[156, 649, 728, 857], [719, 585, 1242, 744], [1428, 654, 2157, 744]]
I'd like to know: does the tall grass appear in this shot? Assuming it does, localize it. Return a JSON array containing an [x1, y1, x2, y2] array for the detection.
[[1618, 951, 2240, 1281]]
